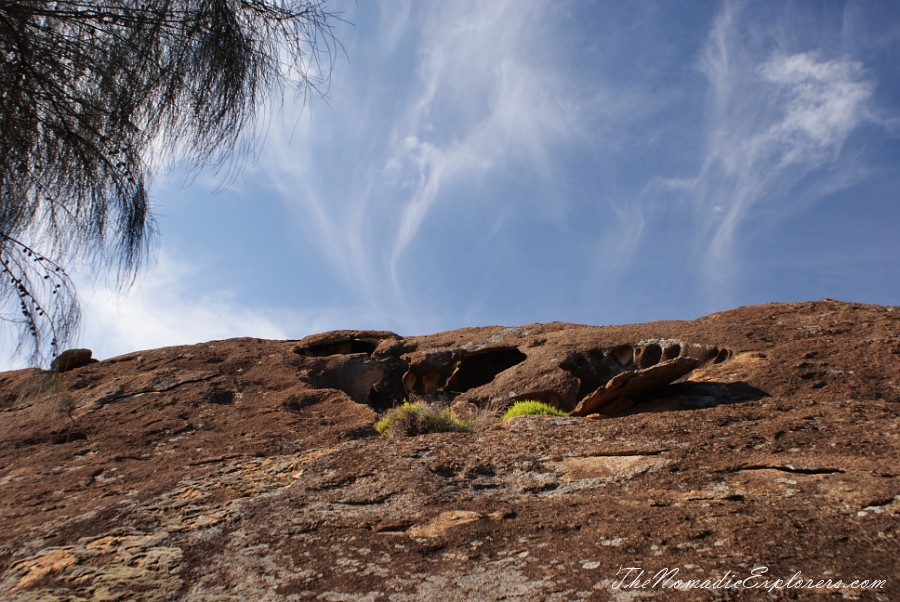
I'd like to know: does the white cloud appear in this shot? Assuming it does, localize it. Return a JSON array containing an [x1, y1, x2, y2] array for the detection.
[[692, 1, 878, 298], [76, 252, 383, 363], [759, 53, 873, 165], [0, 246, 406, 371], [77, 253, 289, 360], [1, 254, 284, 370]]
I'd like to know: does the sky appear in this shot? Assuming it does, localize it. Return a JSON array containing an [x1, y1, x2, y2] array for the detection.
[[4, 0, 900, 369]]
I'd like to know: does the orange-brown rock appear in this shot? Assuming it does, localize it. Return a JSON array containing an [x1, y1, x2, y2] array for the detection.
[[0, 300, 898, 601]]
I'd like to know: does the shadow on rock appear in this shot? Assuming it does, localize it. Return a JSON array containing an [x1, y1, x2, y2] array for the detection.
[[600, 381, 769, 418]]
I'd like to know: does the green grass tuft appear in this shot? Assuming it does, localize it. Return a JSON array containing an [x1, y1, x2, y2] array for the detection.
[[500, 400, 568, 422]]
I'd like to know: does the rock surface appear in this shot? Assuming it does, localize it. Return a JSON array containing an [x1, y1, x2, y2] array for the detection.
[[0, 299, 898, 600]]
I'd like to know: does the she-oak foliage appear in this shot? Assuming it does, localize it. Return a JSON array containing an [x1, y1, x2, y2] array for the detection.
[[0, 0, 336, 364]]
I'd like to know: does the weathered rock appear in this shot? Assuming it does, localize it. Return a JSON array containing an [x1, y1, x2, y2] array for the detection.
[[0, 300, 898, 601], [570, 357, 702, 416], [50, 348, 97, 372], [292, 329, 400, 357], [407, 510, 483, 538], [298, 354, 384, 405], [401, 349, 463, 396], [394, 335, 721, 415], [456, 344, 583, 411]]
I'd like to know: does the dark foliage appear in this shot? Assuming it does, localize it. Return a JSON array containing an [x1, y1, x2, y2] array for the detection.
[[0, 0, 337, 364]]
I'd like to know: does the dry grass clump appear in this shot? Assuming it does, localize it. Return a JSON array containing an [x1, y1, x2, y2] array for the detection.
[[375, 401, 467, 437]]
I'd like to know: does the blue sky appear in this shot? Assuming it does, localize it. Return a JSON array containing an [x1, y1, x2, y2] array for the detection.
[[5, 0, 900, 369]]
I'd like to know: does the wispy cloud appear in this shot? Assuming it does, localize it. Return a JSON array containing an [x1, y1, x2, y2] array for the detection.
[[690, 1, 878, 301], [255, 0, 601, 328], [382, 1, 583, 288]]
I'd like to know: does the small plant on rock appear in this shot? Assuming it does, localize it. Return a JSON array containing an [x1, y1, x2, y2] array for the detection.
[[375, 401, 468, 437], [500, 400, 568, 422]]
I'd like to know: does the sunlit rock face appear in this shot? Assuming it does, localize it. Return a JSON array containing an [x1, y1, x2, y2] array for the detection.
[[1, 299, 898, 601]]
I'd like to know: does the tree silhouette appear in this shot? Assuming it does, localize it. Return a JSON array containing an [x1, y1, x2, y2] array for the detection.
[[0, 0, 337, 365]]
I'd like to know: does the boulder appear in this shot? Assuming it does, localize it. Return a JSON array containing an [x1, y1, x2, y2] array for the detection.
[[50, 348, 97, 372]]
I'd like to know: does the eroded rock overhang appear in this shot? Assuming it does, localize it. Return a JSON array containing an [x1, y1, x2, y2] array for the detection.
[[291, 329, 734, 417]]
